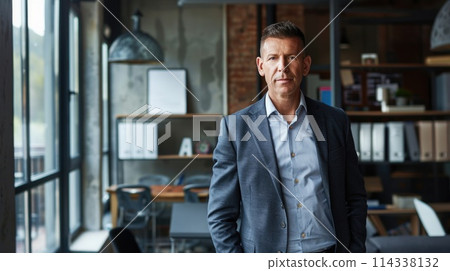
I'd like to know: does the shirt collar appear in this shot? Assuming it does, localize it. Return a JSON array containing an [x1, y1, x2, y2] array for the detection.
[[265, 91, 308, 117]]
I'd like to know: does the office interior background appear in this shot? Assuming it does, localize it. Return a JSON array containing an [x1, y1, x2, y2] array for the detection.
[[1, 0, 450, 253]]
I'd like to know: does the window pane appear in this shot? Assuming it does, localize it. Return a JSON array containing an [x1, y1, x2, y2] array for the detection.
[[28, 0, 59, 177], [69, 11, 80, 158], [13, 0, 25, 187], [102, 42, 109, 151], [69, 170, 81, 233], [31, 179, 60, 252], [15, 192, 27, 253]]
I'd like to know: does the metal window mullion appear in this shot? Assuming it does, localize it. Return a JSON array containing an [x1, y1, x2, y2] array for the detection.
[[20, 0, 32, 253]]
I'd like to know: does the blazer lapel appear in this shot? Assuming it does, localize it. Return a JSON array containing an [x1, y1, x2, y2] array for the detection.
[[248, 98, 283, 202]]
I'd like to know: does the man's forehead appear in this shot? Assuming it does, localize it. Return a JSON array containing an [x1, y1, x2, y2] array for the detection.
[[261, 37, 303, 54]]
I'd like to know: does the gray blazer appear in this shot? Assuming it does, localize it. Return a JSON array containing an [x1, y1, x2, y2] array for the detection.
[[207, 96, 367, 253]]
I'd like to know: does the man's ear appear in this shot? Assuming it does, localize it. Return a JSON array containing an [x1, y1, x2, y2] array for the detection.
[[302, 55, 312, 76], [256, 57, 265, 76]]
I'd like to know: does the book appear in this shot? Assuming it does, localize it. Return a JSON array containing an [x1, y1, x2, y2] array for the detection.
[[319, 86, 332, 106]]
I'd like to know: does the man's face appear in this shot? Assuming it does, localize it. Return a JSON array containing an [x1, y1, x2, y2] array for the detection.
[[256, 37, 311, 98]]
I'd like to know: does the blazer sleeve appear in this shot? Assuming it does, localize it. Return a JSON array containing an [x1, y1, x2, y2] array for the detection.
[[207, 117, 243, 252], [344, 113, 368, 252]]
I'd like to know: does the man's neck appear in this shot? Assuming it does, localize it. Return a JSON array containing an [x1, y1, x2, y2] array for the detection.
[[268, 91, 301, 116]]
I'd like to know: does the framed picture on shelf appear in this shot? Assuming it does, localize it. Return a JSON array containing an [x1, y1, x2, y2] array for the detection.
[[361, 53, 378, 65], [148, 68, 187, 114]]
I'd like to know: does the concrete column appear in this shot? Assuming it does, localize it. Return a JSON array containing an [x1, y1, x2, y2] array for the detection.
[[81, 1, 104, 230], [0, 0, 16, 252]]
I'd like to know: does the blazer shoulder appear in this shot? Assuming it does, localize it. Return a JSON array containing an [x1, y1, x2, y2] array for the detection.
[[228, 98, 265, 118], [306, 96, 349, 123]]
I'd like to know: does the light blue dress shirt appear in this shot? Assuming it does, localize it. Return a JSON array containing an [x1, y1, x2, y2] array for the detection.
[[265, 92, 336, 253]]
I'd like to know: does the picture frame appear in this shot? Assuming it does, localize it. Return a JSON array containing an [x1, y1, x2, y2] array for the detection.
[[361, 53, 378, 65], [148, 68, 187, 114]]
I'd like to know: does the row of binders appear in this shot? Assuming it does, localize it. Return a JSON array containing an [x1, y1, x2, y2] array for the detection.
[[118, 122, 158, 159], [351, 120, 450, 162]]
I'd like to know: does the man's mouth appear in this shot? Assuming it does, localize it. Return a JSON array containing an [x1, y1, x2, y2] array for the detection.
[[275, 78, 292, 82]]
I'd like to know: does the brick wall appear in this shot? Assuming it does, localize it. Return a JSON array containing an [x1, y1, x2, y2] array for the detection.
[[226, 4, 305, 114], [227, 5, 259, 114]]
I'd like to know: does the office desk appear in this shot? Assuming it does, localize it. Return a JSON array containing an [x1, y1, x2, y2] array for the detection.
[[106, 185, 208, 227], [368, 203, 450, 236], [169, 203, 210, 252]]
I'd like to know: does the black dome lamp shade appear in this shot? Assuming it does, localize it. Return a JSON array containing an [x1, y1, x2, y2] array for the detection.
[[431, 0, 450, 52], [109, 10, 164, 63]]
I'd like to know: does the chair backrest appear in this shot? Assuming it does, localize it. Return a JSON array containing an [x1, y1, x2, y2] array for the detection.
[[138, 174, 170, 186], [109, 227, 141, 253], [116, 184, 152, 225], [413, 198, 446, 236], [184, 174, 211, 185], [183, 183, 209, 203]]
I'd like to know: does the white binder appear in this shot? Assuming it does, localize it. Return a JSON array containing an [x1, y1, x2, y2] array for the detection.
[[351, 123, 360, 159], [360, 123, 372, 161], [144, 122, 158, 159], [118, 122, 132, 159], [132, 122, 145, 159], [372, 123, 385, 161], [388, 122, 405, 162]]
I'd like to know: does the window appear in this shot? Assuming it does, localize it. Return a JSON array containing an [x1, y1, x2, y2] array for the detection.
[[102, 42, 110, 204], [68, 7, 82, 237], [13, 0, 79, 252]]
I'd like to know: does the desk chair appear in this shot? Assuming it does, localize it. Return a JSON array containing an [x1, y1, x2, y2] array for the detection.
[[109, 227, 141, 253], [413, 198, 446, 236], [138, 174, 171, 247], [138, 174, 170, 187], [116, 184, 153, 251], [183, 183, 209, 203], [183, 174, 211, 185]]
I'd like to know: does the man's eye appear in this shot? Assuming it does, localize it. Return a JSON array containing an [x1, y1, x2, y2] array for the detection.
[[289, 56, 296, 61], [268, 57, 275, 60]]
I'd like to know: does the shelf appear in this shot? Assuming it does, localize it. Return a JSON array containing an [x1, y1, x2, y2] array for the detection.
[[119, 154, 213, 160], [359, 161, 449, 166], [391, 171, 449, 179], [116, 113, 222, 119], [158, 154, 213, 160], [341, 63, 450, 70], [347, 110, 450, 117]]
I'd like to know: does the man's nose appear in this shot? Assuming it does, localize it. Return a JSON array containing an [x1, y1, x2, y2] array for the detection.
[[277, 58, 288, 72]]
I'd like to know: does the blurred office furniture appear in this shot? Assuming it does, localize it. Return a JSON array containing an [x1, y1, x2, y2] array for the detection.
[[116, 184, 153, 251], [366, 235, 450, 253], [107, 184, 210, 227], [138, 174, 171, 187], [183, 174, 211, 185], [109, 227, 142, 253], [169, 203, 212, 253], [183, 183, 210, 203], [414, 198, 446, 236]]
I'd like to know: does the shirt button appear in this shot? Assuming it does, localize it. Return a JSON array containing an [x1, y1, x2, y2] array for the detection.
[[294, 178, 299, 184], [301, 232, 306, 238], [277, 250, 282, 253], [281, 204, 284, 209], [291, 152, 295, 158], [297, 203, 302, 208], [281, 222, 286, 228]]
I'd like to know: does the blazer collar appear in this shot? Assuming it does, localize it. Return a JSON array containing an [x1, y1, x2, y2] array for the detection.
[[248, 96, 283, 201]]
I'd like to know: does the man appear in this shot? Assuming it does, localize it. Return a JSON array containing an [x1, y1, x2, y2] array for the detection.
[[207, 21, 367, 253]]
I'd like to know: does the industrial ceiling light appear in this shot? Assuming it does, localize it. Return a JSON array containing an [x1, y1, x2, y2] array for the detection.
[[431, 0, 450, 51], [109, 10, 164, 63]]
